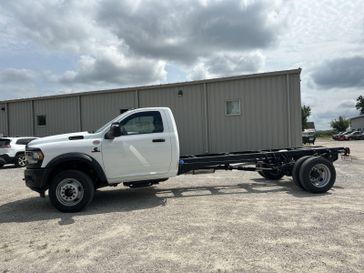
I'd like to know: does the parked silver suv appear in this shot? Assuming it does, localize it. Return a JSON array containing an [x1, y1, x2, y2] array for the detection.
[[0, 137, 37, 168]]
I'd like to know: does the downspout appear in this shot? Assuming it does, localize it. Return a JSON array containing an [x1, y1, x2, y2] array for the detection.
[[135, 90, 140, 108], [6, 103, 9, 137], [77, 96, 82, 131], [203, 82, 209, 153], [31, 100, 35, 136]]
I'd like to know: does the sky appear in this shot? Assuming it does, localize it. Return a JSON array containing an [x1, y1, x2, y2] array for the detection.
[[0, 0, 363, 129]]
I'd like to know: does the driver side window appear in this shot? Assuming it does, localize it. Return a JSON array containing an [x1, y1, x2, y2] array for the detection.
[[120, 111, 164, 135]]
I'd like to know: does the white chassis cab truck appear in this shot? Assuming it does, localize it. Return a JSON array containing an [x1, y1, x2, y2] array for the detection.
[[24, 107, 350, 212]]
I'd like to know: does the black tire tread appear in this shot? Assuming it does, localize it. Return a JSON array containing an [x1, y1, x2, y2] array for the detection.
[[299, 157, 336, 193], [292, 155, 312, 189], [49, 170, 95, 212], [15, 153, 25, 168]]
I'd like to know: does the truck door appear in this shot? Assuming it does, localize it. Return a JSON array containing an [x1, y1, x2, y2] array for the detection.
[[102, 110, 172, 181]]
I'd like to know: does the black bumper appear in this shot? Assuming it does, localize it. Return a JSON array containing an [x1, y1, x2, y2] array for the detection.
[[24, 168, 49, 193], [0, 154, 15, 164]]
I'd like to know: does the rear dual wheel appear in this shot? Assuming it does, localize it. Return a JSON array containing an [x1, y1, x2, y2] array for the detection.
[[293, 156, 336, 193]]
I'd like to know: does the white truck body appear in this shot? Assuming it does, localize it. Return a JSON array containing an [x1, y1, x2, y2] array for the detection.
[[24, 106, 347, 212], [28, 107, 180, 184]]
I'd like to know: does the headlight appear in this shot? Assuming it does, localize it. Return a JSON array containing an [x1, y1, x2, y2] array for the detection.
[[26, 149, 44, 165]]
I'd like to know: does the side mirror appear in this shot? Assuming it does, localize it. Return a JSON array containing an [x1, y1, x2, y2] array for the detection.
[[105, 122, 122, 139]]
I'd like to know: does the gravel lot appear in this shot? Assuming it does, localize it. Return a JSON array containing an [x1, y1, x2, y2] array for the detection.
[[0, 139, 363, 273]]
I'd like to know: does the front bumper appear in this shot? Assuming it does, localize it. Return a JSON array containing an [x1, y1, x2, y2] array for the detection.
[[0, 154, 15, 164], [24, 168, 49, 193]]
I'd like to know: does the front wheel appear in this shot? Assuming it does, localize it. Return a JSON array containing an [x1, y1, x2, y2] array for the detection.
[[299, 157, 336, 193], [15, 153, 27, 167], [49, 170, 95, 212]]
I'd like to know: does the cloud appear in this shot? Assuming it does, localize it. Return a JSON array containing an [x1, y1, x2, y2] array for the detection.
[[0, 68, 37, 99], [0, 68, 35, 83], [58, 48, 167, 86], [312, 56, 364, 89], [187, 51, 265, 80], [97, 0, 283, 64], [1, 0, 167, 87], [0, 0, 284, 90]]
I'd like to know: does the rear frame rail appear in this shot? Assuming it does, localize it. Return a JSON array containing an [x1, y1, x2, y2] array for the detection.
[[178, 146, 349, 175]]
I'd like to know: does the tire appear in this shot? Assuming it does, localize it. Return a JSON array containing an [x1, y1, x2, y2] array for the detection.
[[292, 155, 312, 189], [299, 156, 336, 193], [258, 169, 284, 180], [49, 170, 95, 212], [15, 153, 27, 167]]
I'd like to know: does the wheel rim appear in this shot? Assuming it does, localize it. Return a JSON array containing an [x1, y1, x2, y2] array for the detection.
[[18, 155, 27, 167], [309, 163, 331, 188], [56, 178, 84, 206]]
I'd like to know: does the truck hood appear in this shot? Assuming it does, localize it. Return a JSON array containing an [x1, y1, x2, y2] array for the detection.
[[28, 132, 93, 147]]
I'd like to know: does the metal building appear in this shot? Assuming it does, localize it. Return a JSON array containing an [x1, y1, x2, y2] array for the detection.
[[350, 115, 364, 131], [0, 68, 302, 155]]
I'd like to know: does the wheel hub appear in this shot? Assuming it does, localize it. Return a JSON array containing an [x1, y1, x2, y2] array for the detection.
[[309, 163, 331, 188], [18, 156, 27, 167], [56, 179, 84, 206]]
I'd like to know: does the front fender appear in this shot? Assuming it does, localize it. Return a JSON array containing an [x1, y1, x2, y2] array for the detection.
[[46, 153, 108, 184]]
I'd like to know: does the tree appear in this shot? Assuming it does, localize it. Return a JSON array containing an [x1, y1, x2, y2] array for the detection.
[[355, 95, 364, 115], [330, 116, 350, 132], [301, 105, 311, 129]]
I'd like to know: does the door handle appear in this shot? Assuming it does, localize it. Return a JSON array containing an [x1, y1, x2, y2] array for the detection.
[[153, 138, 165, 143]]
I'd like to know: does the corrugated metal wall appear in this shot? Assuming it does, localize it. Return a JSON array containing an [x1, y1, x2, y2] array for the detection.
[[8, 101, 33, 136], [81, 91, 136, 132], [208, 76, 284, 152], [351, 116, 364, 130], [139, 84, 206, 155], [34, 97, 80, 136], [0, 69, 302, 154]]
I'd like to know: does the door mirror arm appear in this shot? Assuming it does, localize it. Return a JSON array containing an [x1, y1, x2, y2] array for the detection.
[[105, 122, 122, 139]]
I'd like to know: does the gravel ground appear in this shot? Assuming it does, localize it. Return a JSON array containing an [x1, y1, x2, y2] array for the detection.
[[0, 139, 363, 273]]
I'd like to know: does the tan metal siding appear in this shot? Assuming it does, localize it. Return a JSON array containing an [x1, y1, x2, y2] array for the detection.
[[81, 91, 136, 132], [8, 101, 33, 136], [207, 75, 296, 153], [139, 85, 205, 155], [34, 97, 79, 136], [0, 69, 302, 153], [0, 104, 7, 136], [351, 116, 364, 130]]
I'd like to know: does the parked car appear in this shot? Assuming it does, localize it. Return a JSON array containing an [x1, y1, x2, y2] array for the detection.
[[334, 130, 355, 141], [302, 131, 316, 144], [350, 131, 364, 140], [332, 131, 345, 140], [342, 130, 362, 140], [0, 137, 37, 168]]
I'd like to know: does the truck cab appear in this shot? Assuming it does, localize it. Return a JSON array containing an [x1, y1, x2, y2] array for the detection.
[[24, 107, 180, 212]]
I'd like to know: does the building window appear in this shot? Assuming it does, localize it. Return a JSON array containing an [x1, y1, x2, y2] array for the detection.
[[120, 109, 129, 114], [37, 115, 46, 126], [225, 100, 241, 116]]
